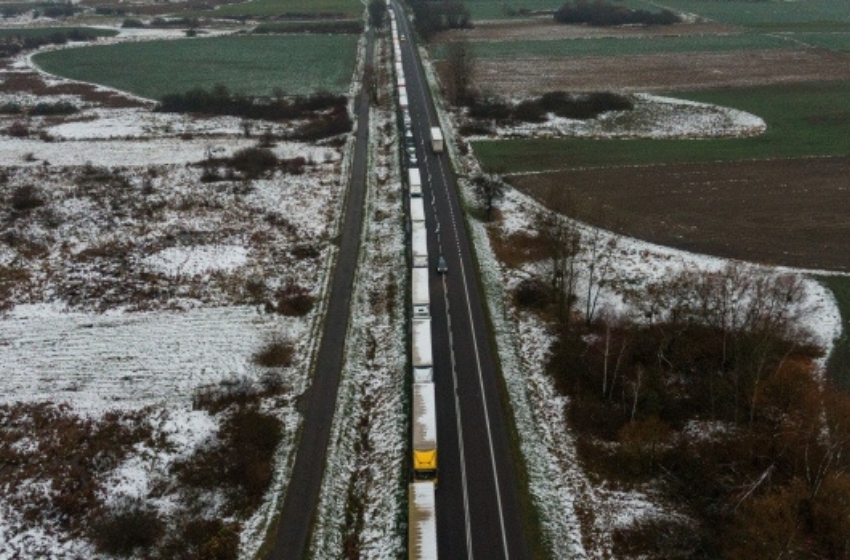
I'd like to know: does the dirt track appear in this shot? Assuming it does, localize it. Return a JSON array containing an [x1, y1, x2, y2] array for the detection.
[[512, 157, 850, 272], [466, 49, 850, 95]]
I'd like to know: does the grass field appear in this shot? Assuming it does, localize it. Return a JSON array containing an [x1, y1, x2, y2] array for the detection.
[[182, 0, 362, 19], [433, 32, 792, 59], [475, 80, 850, 172], [33, 34, 359, 99], [0, 27, 117, 39], [795, 31, 850, 51]]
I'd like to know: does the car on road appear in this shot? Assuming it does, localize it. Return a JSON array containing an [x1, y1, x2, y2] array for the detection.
[[407, 150, 418, 167], [436, 255, 447, 274]]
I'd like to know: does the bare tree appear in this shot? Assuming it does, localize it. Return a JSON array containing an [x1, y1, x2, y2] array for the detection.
[[470, 173, 505, 221], [537, 212, 582, 325], [444, 40, 476, 106]]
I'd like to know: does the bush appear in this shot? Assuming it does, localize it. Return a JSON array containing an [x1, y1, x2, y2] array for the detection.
[[273, 283, 315, 316], [513, 278, 553, 310], [6, 120, 28, 138], [91, 500, 164, 556], [121, 18, 146, 28], [229, 147, 278, 179], [11, 185, 44, 212], [160, 518, 240, 560], [253, 339, 294, 368], [0, 102, 21, 114], [30, 101, 78, 116]]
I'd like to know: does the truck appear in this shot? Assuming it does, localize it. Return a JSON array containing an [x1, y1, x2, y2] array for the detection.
[[409, 196, 425, 225], [411, 221, 428, 268], [408, 482, 438, 560], [412, 268, 430, 321], [430, 127, 444, 153], [399, 92, 409, 110], [412, 382, 438, 481], [411, 317, 433, 381], [408, 168, 422, 197]]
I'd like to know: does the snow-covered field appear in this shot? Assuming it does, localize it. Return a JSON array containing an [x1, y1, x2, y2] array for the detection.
[[464, 93, 766, 141], [309, 38, 407, 559], [422, 45, 842, 558], [0, 27, 351, 558]]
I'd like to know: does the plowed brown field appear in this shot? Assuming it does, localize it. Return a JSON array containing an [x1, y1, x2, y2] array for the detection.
[[462, 49, 850, 95], [512, 157, 850, 271]]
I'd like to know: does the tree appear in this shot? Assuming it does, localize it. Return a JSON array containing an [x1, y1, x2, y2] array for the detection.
[[444, 40, 476, 106], [368, 0, 387, 29], [536, 212, 582, 325], [470, 173, 505, 221]]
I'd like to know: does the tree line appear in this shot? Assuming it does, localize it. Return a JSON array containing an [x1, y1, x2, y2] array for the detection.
[[554, 0, 679, 26]]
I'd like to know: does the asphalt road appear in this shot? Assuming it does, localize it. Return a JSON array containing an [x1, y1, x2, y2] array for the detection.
[[393, 6, 532, 559], [266, 29, 374, 560]]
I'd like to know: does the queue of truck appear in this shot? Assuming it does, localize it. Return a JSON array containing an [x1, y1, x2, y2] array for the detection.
[[389, 3, 445, 557]]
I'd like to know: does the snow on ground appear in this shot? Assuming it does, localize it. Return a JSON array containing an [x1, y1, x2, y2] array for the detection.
[[422, 43, 842, 558], [310, 42, 407, 559], [467, 93, 766, 141], [0, 31, 350, 558], [0, 304, 308, 412]]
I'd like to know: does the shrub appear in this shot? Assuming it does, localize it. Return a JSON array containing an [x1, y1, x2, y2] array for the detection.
[[513, 278, 553, 310], [11, 185, 44, 211], [253, 339, 294, 368], [91, 500, 164, 556], [554, 0, 679, 26], [30, 101, 78, 116], [273, 283, 315, 316], [6, 120, 28, 137], [0, 102, 21, 114], [229, 147, 278, 179], [122, 18, 146, 28], [160, 518, 240, 560]]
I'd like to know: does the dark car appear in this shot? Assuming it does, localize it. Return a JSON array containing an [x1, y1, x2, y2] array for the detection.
[[436, 255, 447, 274]]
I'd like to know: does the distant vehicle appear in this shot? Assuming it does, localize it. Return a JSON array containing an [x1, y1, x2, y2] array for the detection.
[[408, 168, 422, 197], [402, 110, 412, 128], [400, 34, 406, 41], [407, 150, 418, 167], [430, 127, 443, 153], [436, 255, 447, 274]]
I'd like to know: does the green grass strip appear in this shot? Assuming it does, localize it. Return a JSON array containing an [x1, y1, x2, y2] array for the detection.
[[33, 34, 358, 99], [475, 80, 850, 173]]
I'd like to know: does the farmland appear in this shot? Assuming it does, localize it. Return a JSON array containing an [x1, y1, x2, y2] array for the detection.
[[33, 34, 359, 99]]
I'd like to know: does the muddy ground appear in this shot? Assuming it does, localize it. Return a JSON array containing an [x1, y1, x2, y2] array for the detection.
[[434, 19, 740, 43], [511, 156, 850, 272], [440, 49, 850, 95]]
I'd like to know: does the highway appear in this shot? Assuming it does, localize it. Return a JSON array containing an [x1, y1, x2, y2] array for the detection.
[[393, 5, 531, 558]]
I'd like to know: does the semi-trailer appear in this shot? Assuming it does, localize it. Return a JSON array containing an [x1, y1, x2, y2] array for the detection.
[[412, 268, 430, 321], [411, 221, 428, 268], [412, 382, 438, 480], [410, 196, 425, 224], [408, 482, 438, 560], [430, 127, 443, 153], [408, 168, 422, 197]]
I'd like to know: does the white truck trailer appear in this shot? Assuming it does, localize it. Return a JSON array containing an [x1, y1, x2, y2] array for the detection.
[[412, 267, 430, 320], [408, 168, 422, 197], [412, 382, 438, 480], [410, 196, 425, 225], [411, 221, 428, 268], [430, 127, 444, 153], [408, 482, 438, 560], [411, 317, 433, 381]]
